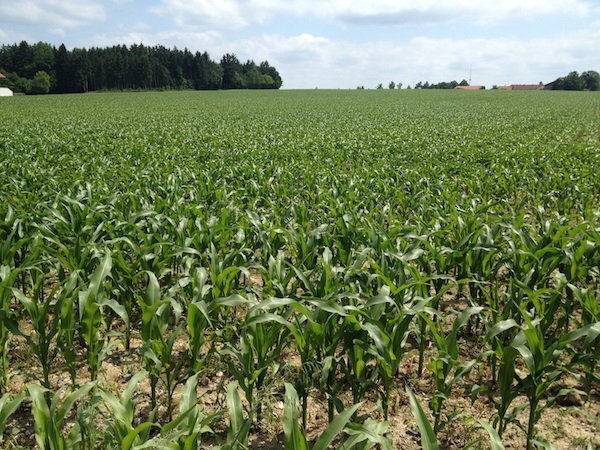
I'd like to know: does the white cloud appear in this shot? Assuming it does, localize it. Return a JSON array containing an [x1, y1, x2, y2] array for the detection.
[[0, 0, 105, 30], [150, 0, 270, 30], [229, 26, 600, 89], [151, 0, 592, 30], [330, 0, 591, 25]]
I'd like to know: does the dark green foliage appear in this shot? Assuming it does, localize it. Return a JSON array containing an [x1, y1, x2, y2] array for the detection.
[[0, 41, 281, 93], [550, 69, 600, 90]]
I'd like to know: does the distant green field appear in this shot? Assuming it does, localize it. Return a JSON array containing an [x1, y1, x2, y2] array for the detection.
[[0, 90, 599, 449], [1, 90, 599, 220]]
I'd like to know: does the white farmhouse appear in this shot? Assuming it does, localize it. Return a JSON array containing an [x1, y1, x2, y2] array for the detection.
[[0, 73, 12, 96]]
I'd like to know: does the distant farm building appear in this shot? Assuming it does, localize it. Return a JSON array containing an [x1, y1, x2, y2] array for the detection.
[[454, 85, 485, 90], [498, 83, 545, 91], [511, 83, 544, 90], [0, 73, 13, 96]]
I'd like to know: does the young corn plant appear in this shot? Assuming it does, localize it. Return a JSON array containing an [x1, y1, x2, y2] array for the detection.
[[514, 314, 600, 450], [463, 418, 506, 450], [0, 212, 30, 281], [288, 224, 328, 271], [98, 369, 193, 450], [158, 371, 222, 450], [217, 381, 251, 450], [138, 271, 186, 419], [0, 262, 79, 390], [246, 210, 289, 268], [290, 247, 355, 421], [304, 296, 351, 423], [78, 251, 128, 381], [239, 296, 319, 430], [283, 382, 392, 450], [98, 370, 153, 449], [185, 267, 214, 375], [40, 193, 108, 277], [0, 265, 20, 394], [108, 243, 139, 350], [358, 285, 426, 419], [569, 284, 600, 397], [422, 307, 484, 433], [218, 302, 290, 424], [54, 269, 81, 386], [28, 382, 96, 450], [488, 309, 600, 449], [207, 243, 251, 301], [484, 319, 525, 438], [569, 322, 600, 405], [259, 251, 298, 298]]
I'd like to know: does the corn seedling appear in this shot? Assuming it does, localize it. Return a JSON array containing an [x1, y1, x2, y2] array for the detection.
[[422, 306, 483, 433], [284, 382, 386, 450], [79, 251, 128, 381], [159, 372, 222, 449], [28, 382, 96, 450]]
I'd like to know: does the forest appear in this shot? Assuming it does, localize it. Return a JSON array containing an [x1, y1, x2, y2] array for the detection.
[[0, 41, 283, 94]]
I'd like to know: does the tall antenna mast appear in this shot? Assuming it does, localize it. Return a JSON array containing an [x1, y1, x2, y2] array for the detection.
[[469, 64, 472, 86]]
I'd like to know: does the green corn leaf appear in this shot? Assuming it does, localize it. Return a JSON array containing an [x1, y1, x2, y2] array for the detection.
[[342, 419, 393, 450], [312, 402, 361, 450], [406, 385, 439, 450], [0, 308, 36, 350], [121, 422, 160, 450], [485, 319, 519, 343], [27, 384, 52, 450], [54, 382, 96, 427], [226, 382, 250, 449], [583, 322, 600, 348], [245, 313, 304, 348], [469, 418, 506, 450], [0, 391, 26, 437], [89, 251, 112, 295], [122, 369, 149, 406], [144, 271, 161, 306], [214, 294, 254, 308], [361, 322, 392, 365], [283, 383, 308, 450]]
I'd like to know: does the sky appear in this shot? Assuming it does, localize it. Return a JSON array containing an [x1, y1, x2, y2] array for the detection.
[[1, 0, 599, 89]]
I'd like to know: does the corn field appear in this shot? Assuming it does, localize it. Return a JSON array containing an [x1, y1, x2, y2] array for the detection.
[[0, 89, 599, 449]]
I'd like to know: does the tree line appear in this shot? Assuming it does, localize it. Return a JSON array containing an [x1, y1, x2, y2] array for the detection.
[[548, 70, 599, 91], [412, 79, 470, 89], [0, 41, 282, 94], [367, 80, 470, 90]]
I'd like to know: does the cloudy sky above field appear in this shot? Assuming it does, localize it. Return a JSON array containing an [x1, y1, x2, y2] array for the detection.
[[1, 0, 599, 89]]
